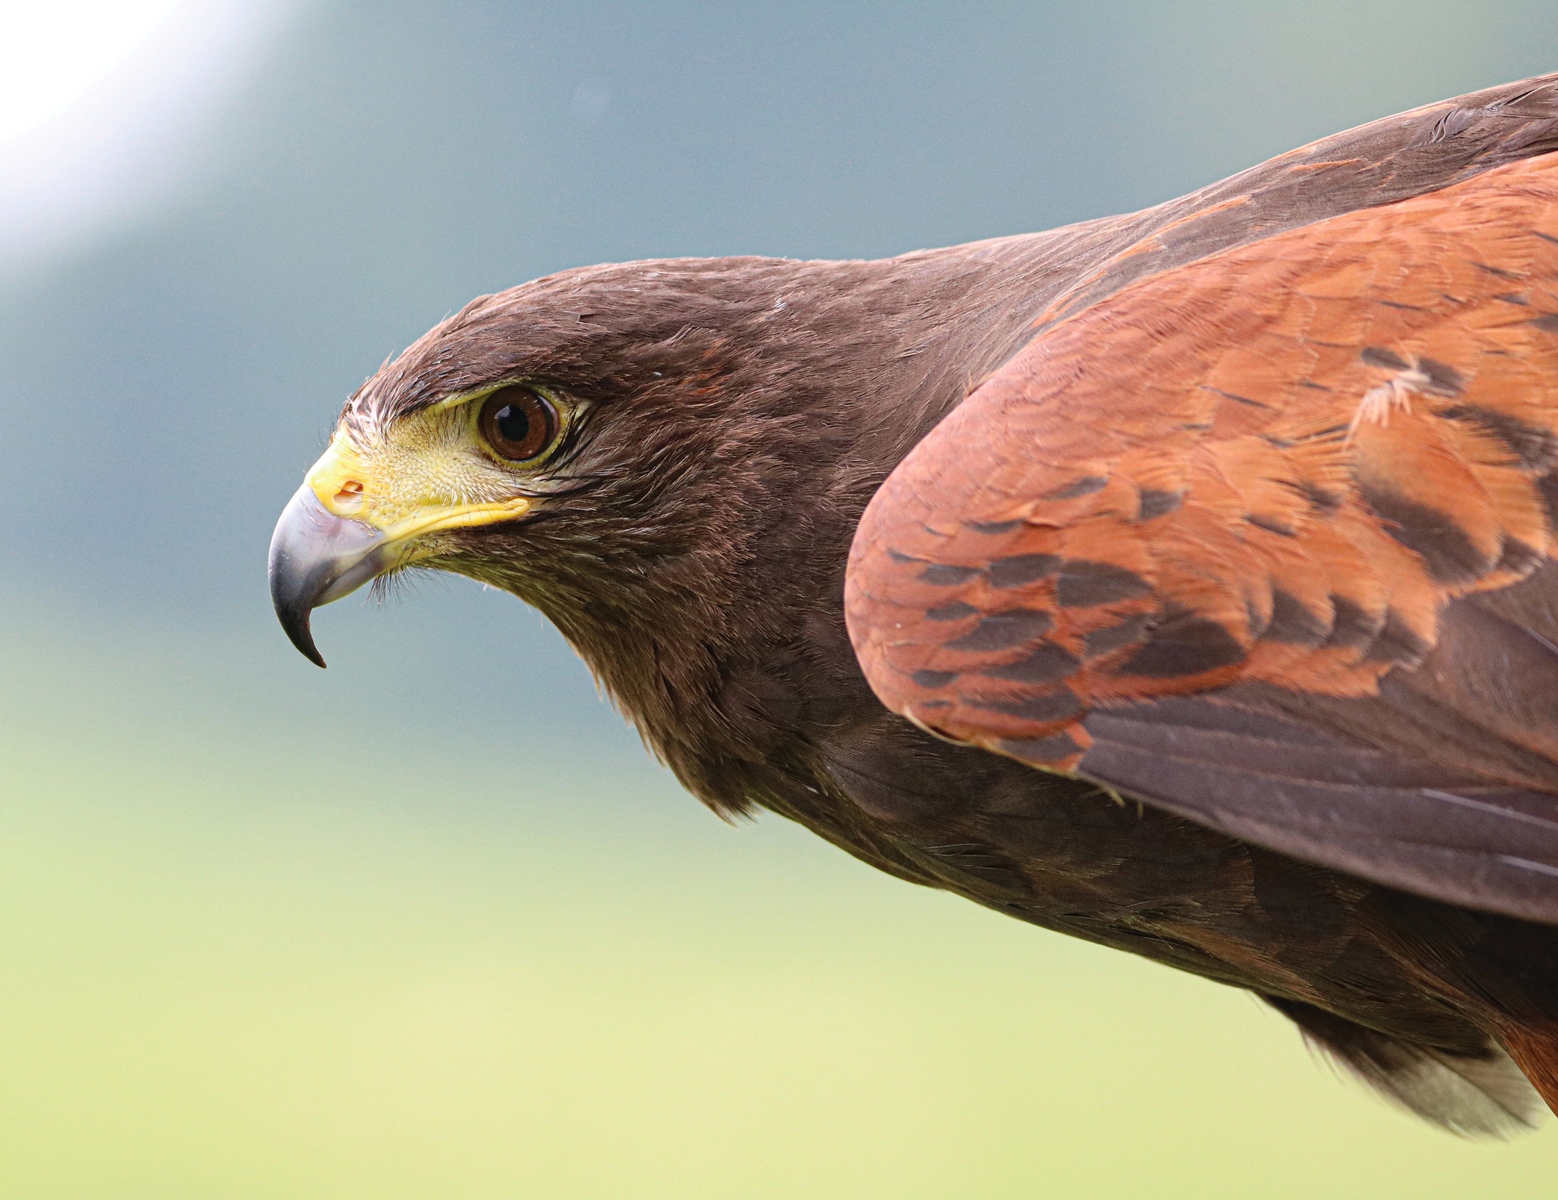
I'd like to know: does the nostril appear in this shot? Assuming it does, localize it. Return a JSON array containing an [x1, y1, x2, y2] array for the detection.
[[334, 480, 365, 512]]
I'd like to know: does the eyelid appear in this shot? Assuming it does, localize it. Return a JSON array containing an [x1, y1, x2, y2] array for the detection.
[[434, 380, 561, 413], [432, 390, 487, 413]]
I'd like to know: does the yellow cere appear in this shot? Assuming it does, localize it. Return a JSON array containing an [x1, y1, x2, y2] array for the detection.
[[303, 402, 536, 548]]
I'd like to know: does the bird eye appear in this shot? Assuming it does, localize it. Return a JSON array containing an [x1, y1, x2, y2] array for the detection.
[[478, 386, 560, 463]]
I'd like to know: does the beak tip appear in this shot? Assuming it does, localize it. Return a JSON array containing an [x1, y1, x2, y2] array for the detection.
[[273, 595, 329, 668], [298, 635, 329, 670], [269, 482, 384, 669]]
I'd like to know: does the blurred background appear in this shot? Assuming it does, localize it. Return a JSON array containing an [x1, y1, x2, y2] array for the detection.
[[1, 2, 1557, 1196]]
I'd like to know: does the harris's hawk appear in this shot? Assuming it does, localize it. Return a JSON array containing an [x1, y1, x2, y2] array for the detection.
[[271, 76, 1558, 1133]]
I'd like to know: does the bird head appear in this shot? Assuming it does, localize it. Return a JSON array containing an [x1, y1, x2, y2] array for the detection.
[[274, 259, 807, 653]]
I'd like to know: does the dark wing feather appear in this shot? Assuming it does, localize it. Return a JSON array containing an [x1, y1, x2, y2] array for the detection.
[[1083, 564, 1558, 922], [847, 115, 1558, 921]]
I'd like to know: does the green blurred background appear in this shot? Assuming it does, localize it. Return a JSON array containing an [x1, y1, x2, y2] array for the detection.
[[2, 2, 1557, 1196]]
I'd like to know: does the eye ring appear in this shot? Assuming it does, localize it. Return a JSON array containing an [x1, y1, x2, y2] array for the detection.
[[478, 386, 561, 463]]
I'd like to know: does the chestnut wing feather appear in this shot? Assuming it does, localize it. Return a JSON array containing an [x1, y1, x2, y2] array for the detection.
[[846, 151, 1558, 922]]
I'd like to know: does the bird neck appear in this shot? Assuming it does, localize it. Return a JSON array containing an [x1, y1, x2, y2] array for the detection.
[[524, 226, 1132, 805]]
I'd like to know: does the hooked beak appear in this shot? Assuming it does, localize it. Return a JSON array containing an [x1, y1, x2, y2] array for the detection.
[[269, 428, 535, 667], [267, 484, 389, 667]]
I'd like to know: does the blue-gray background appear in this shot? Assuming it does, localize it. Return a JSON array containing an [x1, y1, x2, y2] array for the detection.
[[2, 3, 1557, 1196]]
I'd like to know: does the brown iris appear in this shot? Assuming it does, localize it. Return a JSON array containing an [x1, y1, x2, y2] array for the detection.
[[478, 386, 559, 462]]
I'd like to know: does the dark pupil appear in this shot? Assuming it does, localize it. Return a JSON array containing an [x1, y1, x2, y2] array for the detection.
[[494, 403, 531, 447]]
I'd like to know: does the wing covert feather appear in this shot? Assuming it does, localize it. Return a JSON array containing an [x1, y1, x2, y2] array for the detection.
[[846, 152, 1558, 920]]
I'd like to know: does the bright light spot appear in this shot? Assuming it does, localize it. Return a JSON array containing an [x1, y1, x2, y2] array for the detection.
[[0, 1, 185, 148], [0, 0, 296, 272]]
